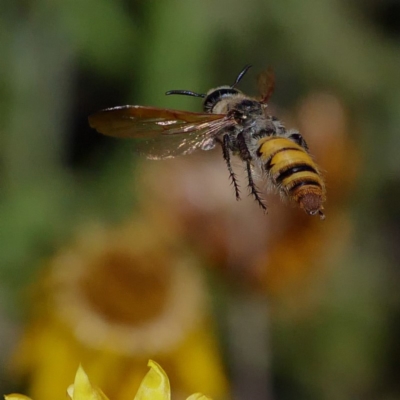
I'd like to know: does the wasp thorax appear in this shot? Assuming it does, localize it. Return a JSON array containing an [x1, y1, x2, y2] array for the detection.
[[203, 86, 241, 113], [234, 99, 263, 116]]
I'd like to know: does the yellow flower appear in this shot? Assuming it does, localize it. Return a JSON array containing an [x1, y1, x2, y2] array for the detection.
[[67, 361, 212, 400], [129, 360, 170, 400], [12, 220, 228, 400], [67, 365, 108, 400], [5, 395, 32, 400], [6, 361, 212, 400]]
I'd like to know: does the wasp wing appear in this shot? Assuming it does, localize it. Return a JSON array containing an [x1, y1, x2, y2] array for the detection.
[[257, 67, 275, 104], [88, 105, 235, 159]]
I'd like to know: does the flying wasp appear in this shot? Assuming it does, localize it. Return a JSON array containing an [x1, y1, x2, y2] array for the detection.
[[89, 66, 326, 219]]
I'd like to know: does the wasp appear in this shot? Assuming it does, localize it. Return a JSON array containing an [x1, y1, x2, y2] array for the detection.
[[89, 65, 326, 219]]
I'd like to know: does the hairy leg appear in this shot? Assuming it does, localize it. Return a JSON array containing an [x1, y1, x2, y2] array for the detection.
[[220, 134, 240, 200]]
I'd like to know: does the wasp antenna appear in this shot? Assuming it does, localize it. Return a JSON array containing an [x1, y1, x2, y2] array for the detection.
[[165, 90, 205, 98], [232, 65, 252, 88]]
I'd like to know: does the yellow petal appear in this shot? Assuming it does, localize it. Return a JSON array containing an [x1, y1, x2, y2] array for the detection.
[[67, 365, 109, 400], [134, 360, 170, 400], [186, 393, 213, 400], [5, 395, 32, 400]]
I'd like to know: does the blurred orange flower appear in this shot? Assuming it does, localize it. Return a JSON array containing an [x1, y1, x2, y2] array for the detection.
[[12, 218, 228, 400]]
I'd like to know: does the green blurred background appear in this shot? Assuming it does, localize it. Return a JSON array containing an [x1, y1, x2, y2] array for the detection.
[[1, 1, 400, 400]]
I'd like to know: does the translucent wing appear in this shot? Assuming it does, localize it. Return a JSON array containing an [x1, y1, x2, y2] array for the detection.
[[88, 105, 236, 159], [257, 67, 275, 104], [129, 118, 234, 159]]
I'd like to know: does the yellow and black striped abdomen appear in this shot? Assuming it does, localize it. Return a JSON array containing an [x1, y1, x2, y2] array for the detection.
[[257, 137, 326, 219]]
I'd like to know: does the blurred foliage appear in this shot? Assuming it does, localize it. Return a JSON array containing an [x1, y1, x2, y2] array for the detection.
[[1, 0, 400, 400]]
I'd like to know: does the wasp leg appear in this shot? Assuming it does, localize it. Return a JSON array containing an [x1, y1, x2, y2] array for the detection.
[[245, 160, 267, 211], [220, 134, 240, 200], [236, 132, 267, 211], [288, 131, 309, 152]]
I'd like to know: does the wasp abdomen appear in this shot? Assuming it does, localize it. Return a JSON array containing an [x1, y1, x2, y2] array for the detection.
[[257, 137, 326, 219]]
